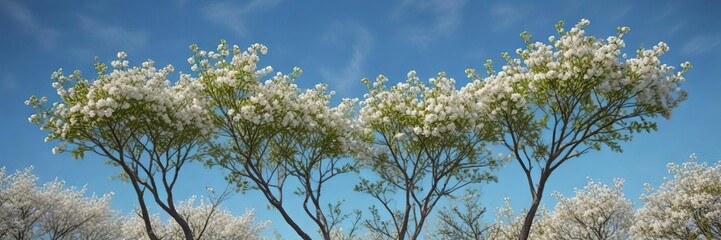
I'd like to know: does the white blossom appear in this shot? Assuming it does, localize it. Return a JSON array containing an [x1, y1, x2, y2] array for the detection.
[[198, 41, 372, 162], [631, 155, 721, 239], [465, 19, 690, 121], [0, 166, 123, 239], [123, 196, 269, 240], [360, 71, 495, 140], [545, 178, 634, 240], [486, 198, 551, 240], [29, 52, 213, 155]]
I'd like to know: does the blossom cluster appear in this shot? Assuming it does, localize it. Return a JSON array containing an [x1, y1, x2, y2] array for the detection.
[[27, 52, 213, 154], [632, 154, 721, 239], [0, 167, 121, 239], [360, 71, 493, 139], [465, 19, 690, 119], [546, 178, 634, 239], [193, 41, 372, 161], [486, 179, 633, 240], [462, 62, 528, 119], [190, 40, 272, 90], [487, 197, 551, 240], [241, 71, 370, 160], [122, 196, 269, 240]]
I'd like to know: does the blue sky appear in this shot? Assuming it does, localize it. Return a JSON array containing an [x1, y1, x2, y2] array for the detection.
[[1, 0, 720, 238]]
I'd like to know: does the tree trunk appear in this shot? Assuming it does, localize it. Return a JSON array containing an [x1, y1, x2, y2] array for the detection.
[[273, 201, 312, 240], [397, 182, 413, 240], [519, 172, 549, 240], [126, 172, 160, 240], [518, 197, 541, 240], [168, 212, 194, 240], [133, 189, 160, 240]]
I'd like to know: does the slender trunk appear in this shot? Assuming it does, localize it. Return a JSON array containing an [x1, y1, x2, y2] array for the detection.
[[160, 188, 194, 240], [303, 191, 330, 240], [409, 217, 425, 240], [272, 201, 312, 240], [518, 197, 541, 240], [167, 211, 194, 240], [316, 206, 330, 240], [304, 178, 330, 240], [123, 166, 160, 240], [397, 182, 413, 240], [410, 208, 432, 240], [519, 173, 549, 240], [132, 186, 160, 240]]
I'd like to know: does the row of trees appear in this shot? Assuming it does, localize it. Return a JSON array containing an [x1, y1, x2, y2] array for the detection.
[[3, 155, 719, 239], [0, 167, 267, 240], [26, 19, 693, 239]]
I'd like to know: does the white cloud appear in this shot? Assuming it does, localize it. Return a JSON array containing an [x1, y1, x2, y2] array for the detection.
[[0, 0, 60, 49], [393, 0, 466, 47], [667, 21, 686, 36], [320, 23, 372, 95], [76, 15, 148, 52], [489, 3, 529, 31], [202, 0, 281, 36], [681, 35, 721, 56]]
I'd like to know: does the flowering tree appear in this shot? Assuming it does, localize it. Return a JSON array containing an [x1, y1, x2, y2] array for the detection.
[[463, 19, 691, 239], [356, 71, 500, 239], [27, 53, 213, 240], [432, 179, 634, 240], [169, 196, 269, 240], [123, 195, 269, 240], [193, 40, 369, 240], [632, 154, 721, 239], [0, 167, 123, 239], [0, 167, 45, 239], [121, 210, 166, 239], [545, 178, 634, 240], [0, 168, 269, 240]]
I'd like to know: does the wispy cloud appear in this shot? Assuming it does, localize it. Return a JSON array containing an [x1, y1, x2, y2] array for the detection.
[[609, 4, 633, 21], [681, 35, 721, 56], [77, 15, 148, 52], [1, 72, 17, 92], [202, 0, 280, 36], [0, 0, 60, 49], [175, 0, 188, 7], [393, 0, 466, 47], [489, 3, 529, 31], [649, 1, 681, 22], [644, 2, 685, 35], [663, 21, 687, 36], [320, 23, 373, 95]]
